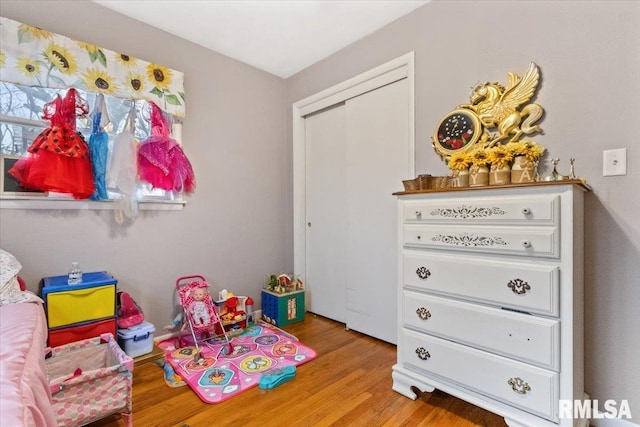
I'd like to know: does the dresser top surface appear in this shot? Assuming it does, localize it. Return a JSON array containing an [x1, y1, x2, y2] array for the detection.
[[393, 179, 591, 196]]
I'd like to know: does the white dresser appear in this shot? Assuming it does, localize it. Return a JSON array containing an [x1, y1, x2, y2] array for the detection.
[[392, 182, 590, 427]]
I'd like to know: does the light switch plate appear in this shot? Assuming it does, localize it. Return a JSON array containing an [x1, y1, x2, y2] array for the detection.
[[603, 148, 627, 176]]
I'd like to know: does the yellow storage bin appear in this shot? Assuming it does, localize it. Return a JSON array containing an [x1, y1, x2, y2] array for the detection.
[[42, 272, 117, 329]]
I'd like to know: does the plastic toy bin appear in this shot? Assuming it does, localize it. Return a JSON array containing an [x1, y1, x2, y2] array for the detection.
[[261, 290, 305, 327], [42, 271, 117, 328], [117, 321, 155, 358], [47, 333, 133, 427], [48, 317, 117, 348]]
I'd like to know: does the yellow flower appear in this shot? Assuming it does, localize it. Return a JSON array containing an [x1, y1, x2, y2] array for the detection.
[[18, 24, 53, 40], [448, 153, 471, 171], [0, 51, 6, 69], [117, 54, 137, 67], [487, 145, 514, 169], [468, 147, 490, 166], [43, 43, 78, 75], [508, 141, 545, 162], [16, 56, 40, 77], [77, 41, 99, 55], [82, 67, 119, 95], [126, 71, 145, 94], [507, 141, 527, 156], [146, 63, 173, 89]]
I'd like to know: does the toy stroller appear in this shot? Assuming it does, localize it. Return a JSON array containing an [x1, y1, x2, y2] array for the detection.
[[175, 275, 233, 362]]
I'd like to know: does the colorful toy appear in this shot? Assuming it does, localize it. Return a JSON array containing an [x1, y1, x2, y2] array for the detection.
[[175, 275, 233, 362], [259, 365, 297, 390], [153, 359, 186, 388], [246, 297, 255, 326], [264, 273, 305, 294]]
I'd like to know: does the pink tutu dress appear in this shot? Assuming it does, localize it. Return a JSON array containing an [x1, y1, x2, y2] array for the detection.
[[137, 103, 195, 194]]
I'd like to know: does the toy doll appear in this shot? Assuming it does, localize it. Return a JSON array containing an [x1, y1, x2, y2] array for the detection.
[[189, 287, 211, 326]]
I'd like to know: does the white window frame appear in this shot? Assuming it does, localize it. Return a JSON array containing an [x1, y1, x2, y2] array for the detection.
[[0, 104, 186, 211]]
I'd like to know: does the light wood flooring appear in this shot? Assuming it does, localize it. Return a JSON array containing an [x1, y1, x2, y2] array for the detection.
[[90, 314, 506, 427]]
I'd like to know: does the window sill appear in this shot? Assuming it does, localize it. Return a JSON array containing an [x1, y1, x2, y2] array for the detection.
[[0, 195, 186, 211]]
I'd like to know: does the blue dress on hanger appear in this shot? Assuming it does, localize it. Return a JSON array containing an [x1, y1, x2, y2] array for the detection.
[[89, 97, 109, 200]]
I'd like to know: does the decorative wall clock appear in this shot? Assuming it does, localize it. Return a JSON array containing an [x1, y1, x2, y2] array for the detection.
[[432, 62, 544, 161], [433, 108, 483, 158]]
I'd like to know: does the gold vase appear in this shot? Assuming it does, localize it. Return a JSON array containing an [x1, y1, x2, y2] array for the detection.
[[452, 168, 469, 187], [511, 156, 536, 183], [469, 164, 489, 187], [490, 164, 511, 185]]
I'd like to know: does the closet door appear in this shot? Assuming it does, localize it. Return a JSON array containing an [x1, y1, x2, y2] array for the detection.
[[344, 79, 409, 344], [304, 103, 348, 323], [304, 78, 409, 344]]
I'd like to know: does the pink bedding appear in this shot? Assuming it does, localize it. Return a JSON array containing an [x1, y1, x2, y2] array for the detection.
[[0, 302, 56, 427]]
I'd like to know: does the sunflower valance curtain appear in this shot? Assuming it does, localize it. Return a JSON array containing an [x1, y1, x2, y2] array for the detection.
[[0, 17, 185, 117]]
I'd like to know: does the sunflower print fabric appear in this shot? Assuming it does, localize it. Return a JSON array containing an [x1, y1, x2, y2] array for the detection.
[[0, 17, 186, 117]]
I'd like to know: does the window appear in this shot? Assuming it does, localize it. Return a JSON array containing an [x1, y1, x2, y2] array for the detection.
[[0, 82, 184, 210], [0, 16, 188, 212]]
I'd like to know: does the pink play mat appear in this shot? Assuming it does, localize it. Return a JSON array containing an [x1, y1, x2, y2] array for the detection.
[[157, 321, 317, 403]]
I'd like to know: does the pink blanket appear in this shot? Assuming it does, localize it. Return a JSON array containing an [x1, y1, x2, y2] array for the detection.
[[0, 302, 56, 426]]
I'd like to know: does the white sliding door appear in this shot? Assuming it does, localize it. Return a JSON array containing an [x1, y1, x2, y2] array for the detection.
[[305, 103, 348, 323], [344, 79, 409, 344], [294, 53, 414, 344]]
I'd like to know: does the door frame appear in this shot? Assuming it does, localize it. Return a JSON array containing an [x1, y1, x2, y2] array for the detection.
[[292, 52, 416, 289]]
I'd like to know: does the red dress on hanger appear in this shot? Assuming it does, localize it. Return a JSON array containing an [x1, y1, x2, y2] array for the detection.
[[9, 88, 95, 199]]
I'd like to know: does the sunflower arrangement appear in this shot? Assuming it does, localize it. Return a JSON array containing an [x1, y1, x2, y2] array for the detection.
[[487, 145, 514, 169], [466, 147, 490, 168], [508, 141, 546, 162], [448, 153, 471, 171]]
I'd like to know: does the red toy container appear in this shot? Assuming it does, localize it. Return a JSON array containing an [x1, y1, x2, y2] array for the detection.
[[48, 318, 116, 348]]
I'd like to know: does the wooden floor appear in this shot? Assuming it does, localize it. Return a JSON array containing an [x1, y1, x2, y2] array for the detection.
[[90, 314, 506, 427]]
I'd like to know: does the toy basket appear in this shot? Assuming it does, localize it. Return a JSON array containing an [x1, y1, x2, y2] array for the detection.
[[46, 333, 133, 427]]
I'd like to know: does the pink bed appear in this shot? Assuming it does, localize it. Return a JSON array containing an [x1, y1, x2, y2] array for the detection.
[[0, 301, 57, 426]]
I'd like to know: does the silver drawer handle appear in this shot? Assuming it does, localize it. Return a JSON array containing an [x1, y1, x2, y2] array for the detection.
[[416, 267, 431, 280], [508, 377, 531, 395], [415, 347, 430, 360], [416, 307, 431, 320], [522, 208, 532, 215], [522, 240, 531, 248], [415, 210, 422, 218]]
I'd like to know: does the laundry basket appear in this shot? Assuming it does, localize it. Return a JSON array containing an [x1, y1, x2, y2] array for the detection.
[[46, 333, 133, 427]]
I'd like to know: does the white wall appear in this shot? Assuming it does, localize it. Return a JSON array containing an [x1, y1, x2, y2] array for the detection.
[[285, 0, 640, 421], [0, 1, 288, 333]]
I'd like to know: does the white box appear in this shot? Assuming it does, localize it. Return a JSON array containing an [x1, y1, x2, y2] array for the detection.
[[117, 321, 155, 358]]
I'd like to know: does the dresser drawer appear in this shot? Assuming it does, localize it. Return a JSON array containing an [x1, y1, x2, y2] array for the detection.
[[403, 251, 559, 316], [403, 224, 559, 259], [401, 330, 559, 421], [403, 291, 559, 370], [402, 194, 559, 225]]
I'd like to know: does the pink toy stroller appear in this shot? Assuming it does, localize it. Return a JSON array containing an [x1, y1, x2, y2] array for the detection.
[[176, 275, 233, 361]]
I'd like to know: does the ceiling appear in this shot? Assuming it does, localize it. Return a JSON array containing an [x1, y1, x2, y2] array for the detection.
[[92, 0, 429, 78]]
